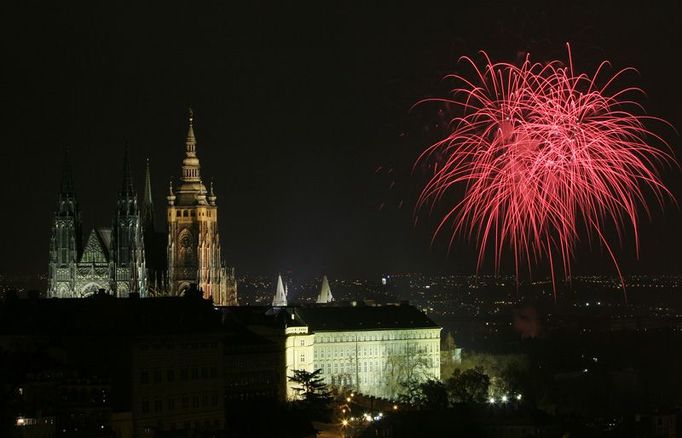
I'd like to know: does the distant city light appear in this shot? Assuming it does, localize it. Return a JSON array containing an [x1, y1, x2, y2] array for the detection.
[[488, 397, 495, 404], [516, 394, 522, 401], [501, 395, 508, 403]]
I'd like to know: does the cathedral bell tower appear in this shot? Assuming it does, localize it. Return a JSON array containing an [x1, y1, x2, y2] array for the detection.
[[48, 148, 82, 297], [111, 145, 147, 296], [167, 108, 237, 305]]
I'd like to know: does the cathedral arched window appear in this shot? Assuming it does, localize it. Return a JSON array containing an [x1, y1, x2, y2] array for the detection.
[[178, 229, 196, 266]]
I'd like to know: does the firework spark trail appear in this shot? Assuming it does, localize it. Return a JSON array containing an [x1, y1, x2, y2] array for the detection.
[[415, 44, 676, 300]]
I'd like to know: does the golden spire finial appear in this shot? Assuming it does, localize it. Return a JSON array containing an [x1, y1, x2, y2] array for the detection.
[[188, 106, 194, 125]]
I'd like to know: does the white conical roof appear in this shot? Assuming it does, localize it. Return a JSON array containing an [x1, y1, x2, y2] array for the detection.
[[272, 274, 288, 307], [316, 275, 334, 303]]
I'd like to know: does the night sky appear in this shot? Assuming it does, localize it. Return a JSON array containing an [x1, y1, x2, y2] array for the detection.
[[1, 1, 680, 280]]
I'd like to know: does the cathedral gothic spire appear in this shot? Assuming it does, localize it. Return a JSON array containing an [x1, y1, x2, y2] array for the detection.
[[120, 142, 135, 197], [57, 147, 79, 217], [142, 158, 155, 231], [60, 147, 75, 195]]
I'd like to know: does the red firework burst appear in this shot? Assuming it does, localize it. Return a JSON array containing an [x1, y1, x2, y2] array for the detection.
[[415, 44, 676, 299]]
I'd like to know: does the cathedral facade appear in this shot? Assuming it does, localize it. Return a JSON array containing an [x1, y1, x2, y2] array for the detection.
[[48, 109, 237, 305], [48, 148, 147, 297]]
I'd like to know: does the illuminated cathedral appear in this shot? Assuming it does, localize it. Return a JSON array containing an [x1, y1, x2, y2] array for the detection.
[[48, 109, 238, 305]]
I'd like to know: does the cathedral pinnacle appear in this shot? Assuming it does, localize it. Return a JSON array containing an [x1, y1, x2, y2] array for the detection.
[[60, 146, 75, 194], [208, 180, 217, 206], [167, 179, 176, 206], [120, 142, 135, 196], [56, 146, 79, 218]]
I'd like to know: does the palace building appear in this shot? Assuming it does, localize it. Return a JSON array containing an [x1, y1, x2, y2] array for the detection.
[[286, 304, 441, 399], [225, 277, 441, 400]]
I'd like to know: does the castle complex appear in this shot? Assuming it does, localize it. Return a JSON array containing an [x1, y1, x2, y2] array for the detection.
[[47, 109, 238, 305]]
